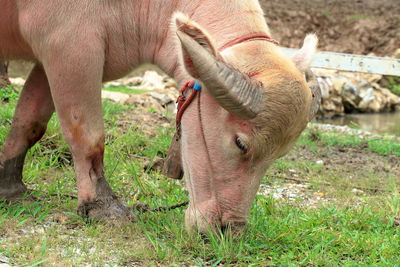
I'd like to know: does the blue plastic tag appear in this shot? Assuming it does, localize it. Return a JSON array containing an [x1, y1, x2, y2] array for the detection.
[[193, 80, 202, 91]]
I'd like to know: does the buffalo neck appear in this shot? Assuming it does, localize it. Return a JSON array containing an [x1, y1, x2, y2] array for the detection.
[[148, 0, 271, 85]]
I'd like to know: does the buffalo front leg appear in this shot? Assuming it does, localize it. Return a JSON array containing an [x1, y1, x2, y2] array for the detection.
[[0, 64, 54, 199], [43, 44, 131, 221], [162, 132, 183, 179]]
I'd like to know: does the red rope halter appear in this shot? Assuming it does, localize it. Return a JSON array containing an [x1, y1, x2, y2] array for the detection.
[[175, 80, 202, 138], [219, 32, 279, 51]]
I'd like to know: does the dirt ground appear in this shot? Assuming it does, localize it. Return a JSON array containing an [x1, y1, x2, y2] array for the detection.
[[260, 0, 400, 56]]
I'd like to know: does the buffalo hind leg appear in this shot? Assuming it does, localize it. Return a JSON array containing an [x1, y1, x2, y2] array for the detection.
[[0, 64, 54, 199], [43, 41, 131, 221]]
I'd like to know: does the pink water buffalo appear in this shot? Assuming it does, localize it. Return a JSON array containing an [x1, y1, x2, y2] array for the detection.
[[0, 0, 318, 233]]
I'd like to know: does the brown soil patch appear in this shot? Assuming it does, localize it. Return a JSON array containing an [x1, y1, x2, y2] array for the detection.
[[260, 0, 400, 56], [114, 108, 173, 137], [286, 144, 400, 178], [265, 138, 400, 206]]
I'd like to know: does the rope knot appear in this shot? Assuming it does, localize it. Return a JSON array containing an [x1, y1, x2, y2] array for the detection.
[[175, 80, 202, 139]]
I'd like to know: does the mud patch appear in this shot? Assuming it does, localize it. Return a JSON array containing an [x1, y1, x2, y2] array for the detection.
[[260, 0, 400, 56], [114, 108, 173, 137]]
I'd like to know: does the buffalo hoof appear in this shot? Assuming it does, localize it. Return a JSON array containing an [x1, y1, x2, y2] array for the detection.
[[77, 195, 134, 222], [0, 154, 29, 202]]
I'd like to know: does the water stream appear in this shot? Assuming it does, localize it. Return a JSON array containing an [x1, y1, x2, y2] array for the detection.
[[318, 112, 400, 136]]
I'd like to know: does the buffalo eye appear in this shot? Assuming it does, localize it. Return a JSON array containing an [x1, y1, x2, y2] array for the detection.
[[235, 137, 248, 154]]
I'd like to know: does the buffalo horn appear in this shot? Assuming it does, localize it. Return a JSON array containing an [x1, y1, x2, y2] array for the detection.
[[177, 31, 263, 119]]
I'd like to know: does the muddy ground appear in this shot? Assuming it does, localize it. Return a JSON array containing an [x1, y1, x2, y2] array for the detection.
[[260, 0, 400, 56]]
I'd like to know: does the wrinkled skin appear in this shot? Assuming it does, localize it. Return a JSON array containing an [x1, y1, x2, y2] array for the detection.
[[0, 0, 318, 232]]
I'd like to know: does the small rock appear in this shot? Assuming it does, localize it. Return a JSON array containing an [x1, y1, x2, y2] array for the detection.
[[0, 256, 10, 263], [363, 73, 383, 84], [393, 216, 400, 227], [315, 160, 324, 165], [163, 77, 177, 89], [0, 255, 10, 267], [9, 77, 25, 86], [276, 188, 285, 194], [314, 192, 324, 197], [342, 82, 359, 96], [393, 48, 400, 59], [148, 92, 173, 106], [351, 188, 364, 195], [317, 77, 331, 99], [124, 94, 145, 106], [104, 71, 170, 91], [140, 71, 165, 90], [358, 87, 375, 111], [127, 77, 143, 86], [313, 69, 400, 118], [101, 91, 130, 103], [73, 248, 82, 254], [330, 75, 346, 94], [124, 94, 164, 113]]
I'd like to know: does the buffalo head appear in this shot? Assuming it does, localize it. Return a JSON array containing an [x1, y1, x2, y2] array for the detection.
[[172, 13, 318, 234]]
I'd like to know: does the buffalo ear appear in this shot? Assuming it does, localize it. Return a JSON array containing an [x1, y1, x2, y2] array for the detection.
[[172, 12, 220, 78], [305, 69, 321, 121], [291, 34, 318, 73], [292, 34, 320, 120]]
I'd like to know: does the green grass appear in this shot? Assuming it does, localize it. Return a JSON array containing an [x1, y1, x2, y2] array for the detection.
[[320, 9, 331, 17], [385, 76, 400, 96], [368, 138, 400, 156], [103, 85, 149, 95], [346, 14, 371, 21], [0, 85, 19, 103], [1, 89, 400, 265], [391, 85, 400, 96], [299, 127, 400, 156]]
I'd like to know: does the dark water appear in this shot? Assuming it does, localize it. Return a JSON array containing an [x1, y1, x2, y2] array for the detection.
[[318, 112, 400, 136]]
